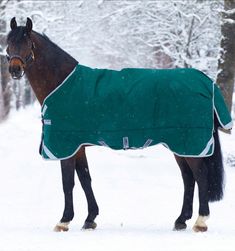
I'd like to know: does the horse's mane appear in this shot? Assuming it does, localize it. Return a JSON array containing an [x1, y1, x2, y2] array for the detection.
[[38, 32, 62, 51], [32, 30, 76, 60]]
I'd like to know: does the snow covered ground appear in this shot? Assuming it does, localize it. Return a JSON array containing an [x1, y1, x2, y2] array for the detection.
[[0, 104, 235, 251]]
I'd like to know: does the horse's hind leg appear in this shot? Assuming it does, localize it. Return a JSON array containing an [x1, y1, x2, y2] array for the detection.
[[75, 147, 99, 230], [54, 157, 76, 232], [185, 157, 209, 232], [174, 155, 195, 231]]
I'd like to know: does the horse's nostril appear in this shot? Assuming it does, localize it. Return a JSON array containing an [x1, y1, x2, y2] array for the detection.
[[16, 65, 21, 73]]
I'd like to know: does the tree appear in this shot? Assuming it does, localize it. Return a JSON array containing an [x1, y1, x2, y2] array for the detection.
[[216, 0, 235, 113], [0, 0, 11, 121], [80, 0, 222, 78]]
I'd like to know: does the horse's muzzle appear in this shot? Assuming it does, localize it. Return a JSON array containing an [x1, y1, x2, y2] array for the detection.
[[9, 64, 25, 79]]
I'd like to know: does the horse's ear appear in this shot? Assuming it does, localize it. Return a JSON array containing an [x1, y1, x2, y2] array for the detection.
[[10, 17, 17, 30], [26, 17, 33, 33]]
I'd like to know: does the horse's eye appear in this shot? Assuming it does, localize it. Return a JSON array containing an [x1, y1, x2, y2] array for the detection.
[[6, 54, 10, 61]]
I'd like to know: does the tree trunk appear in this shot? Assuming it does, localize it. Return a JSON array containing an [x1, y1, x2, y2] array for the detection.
[[0, 1, 11, 121], [216, 0, 235, 113], [0, 55, 11, 120]]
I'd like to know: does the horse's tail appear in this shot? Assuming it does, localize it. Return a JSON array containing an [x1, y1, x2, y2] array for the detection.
[[204, 125, 224, 202]]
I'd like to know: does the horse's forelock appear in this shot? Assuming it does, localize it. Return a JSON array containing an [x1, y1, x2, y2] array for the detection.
[[7, 26, 28, 43]]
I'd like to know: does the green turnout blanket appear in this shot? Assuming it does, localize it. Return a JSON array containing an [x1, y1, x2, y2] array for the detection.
[[41, 64, 233, 160]]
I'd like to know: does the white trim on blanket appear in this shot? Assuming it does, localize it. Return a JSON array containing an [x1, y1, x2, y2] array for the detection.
[[198, 137, 214, 157], [214, 107, 233, 130], [41, 104, 48, 116], [160, 142, 214, 158], [42, 143, 57, 160], [42, 143, 95, 161], [41, 65, 77, 108], [213, 82, 233, 130], [41, 139, 215, 161]]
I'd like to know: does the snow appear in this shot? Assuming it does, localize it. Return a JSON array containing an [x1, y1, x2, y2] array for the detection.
[[0, 104, 235, 251]]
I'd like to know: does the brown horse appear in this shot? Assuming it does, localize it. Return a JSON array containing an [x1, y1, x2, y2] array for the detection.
[[6, 17, 226, 232]]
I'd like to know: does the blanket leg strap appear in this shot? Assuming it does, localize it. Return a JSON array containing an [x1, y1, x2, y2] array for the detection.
[[143, 139, 153, 148], [123, 137, 129, 150]]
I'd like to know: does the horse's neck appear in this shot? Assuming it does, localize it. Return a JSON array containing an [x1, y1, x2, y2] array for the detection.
[[25, 32, 78, 105]]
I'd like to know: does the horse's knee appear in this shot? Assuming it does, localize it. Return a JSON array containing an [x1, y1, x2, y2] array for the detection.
[[75, 153, 92, 183], [77, 167, 92, 184]]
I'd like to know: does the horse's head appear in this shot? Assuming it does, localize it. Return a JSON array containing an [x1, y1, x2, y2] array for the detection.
[[6, 17, 35, 79]]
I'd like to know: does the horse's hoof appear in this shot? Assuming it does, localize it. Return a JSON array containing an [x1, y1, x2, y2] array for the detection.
[[82, 221, 97, 230], [193, 225, 208, 232], [173, 222, 187, 231], [54, 222, 70, 232], [193, 216, 209, 232]]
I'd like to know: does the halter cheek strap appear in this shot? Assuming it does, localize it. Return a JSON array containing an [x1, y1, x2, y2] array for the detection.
[[25, 50, 35, 65]]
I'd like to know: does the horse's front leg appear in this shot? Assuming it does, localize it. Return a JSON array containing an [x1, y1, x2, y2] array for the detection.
[[75, 147, 99, 230], [54, 157, 75, 232], [186, 157, 209, 232], [174, 155, 195, 231]]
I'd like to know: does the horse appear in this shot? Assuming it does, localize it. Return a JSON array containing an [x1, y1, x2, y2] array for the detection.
[[6, 17, 231, 232]]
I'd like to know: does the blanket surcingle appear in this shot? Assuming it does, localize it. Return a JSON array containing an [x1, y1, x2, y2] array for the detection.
[[41, 64, 233, 160]]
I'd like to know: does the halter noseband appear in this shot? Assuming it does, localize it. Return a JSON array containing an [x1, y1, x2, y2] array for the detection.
[[7, 50, 35, 65]]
